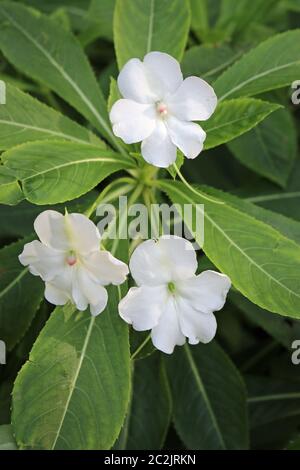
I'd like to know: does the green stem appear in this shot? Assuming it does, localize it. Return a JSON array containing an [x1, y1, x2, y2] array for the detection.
[[110, 183, 144, 255], [84, 177, 135, 218], [131, 333, 152, 361], [173, 163, 224, 205], [143, 187, 160, 239]]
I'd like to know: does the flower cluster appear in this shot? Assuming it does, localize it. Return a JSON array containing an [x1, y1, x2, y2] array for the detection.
[[20, 211, 230, 354], [19, 52, 230, 354]]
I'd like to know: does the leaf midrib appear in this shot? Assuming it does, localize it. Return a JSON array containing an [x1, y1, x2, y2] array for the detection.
[[0, 266, 28, 300], [0, 6, 121, 151], [51, 316, 95, 449], [204, 105, 276, 133], [163, 182, 300, 303], [246, 192, 300, 203], [202, 50, 243, 79], [0, 119, 94, 146], [6, 156, 127, 182], [248, 392, 300, 404], [184, 345, 226, 449], [146, 0, 155, 53], [218, 60, 300, 101]]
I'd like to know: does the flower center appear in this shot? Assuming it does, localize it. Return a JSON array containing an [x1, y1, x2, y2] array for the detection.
[[168, 281, 176, 294], [66, 251, 77, 266], [156, 101, 168, 118]]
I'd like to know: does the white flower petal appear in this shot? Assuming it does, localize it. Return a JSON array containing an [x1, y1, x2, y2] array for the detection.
[[44, 282, 70, 306], [144, 51, 183, 97], [34, 210, 69, 251], [71, 268, 108, 315], [167, 76, 217, 121], [177, 296, 217, 345], [78, 268, 108, 316], [110, 99, 156, 144], [71, 267, 89, 311], [43, 266, 73, 309], [167, 116, 206, 159], [178, 270, 231, 314], [65, 213, 100, 254], [19, 240, 65, 281], [118, 285, 166, 331], [129, 236, 197, 287], [90, 289, 108, 316], [151, 297, 185, 354], [117, 58, 159, 103], [84, 250, 129, 286], [141, 120, 177, 167], [34, 210, 100, 253]]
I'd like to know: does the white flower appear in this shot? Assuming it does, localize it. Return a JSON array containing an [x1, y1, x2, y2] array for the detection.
[[118, 236, 231, 354], [110, 51, 217, 168], [19, 210, 129, 316]]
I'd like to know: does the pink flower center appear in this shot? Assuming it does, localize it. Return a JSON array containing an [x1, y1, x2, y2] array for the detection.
[[156, 102, 168, 117], [66, 253, 77, 266]]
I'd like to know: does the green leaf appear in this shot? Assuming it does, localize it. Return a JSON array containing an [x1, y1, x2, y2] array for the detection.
[[203, 99, 281, 150], [12, 286, 131, 450], [107, 77, 121, 113], [159, 180, 300, 318], [285, 0, 300, 12], [0, 2, 121, 151], [0, 425, 17, 450], [130, 330, 155, 361], [0, 84, 104, 150], [0, 381, 13, 425], [0, 301, 50, 425], [240, 160, 300, 222], [0, 237, 44, 351], [248, 189, 300, 222], [228, 108, 297, 187], [182, 44, 242, 83], [99, 61, 119, 99], [49, 7, 71, 31], [230, 292, 300, 349], [247, 375, 300, 429], [83, 0, 116, 42], [188, 0, 209, 40], [215, 0, 278, 40], [116, 354, 171, 450], [114, 0, 191, 69], [1, 140, 134, 205], [0, 192, 98, 239], [164, 342, 248, 450], [286, 435, 300, 450], [214, 30, 300, 101], [0, 71, 39, 93], [167, 152, 184, 179], [202, 185, 300, 245], [0, 167, 23, 205]]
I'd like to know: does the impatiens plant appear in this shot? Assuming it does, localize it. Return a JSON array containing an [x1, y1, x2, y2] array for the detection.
[[1, 0, 300, 451]]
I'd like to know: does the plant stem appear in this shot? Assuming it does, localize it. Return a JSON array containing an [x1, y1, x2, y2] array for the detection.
[[84, 177, 135, 218], [131, 333, 152, 361], [110, 183, 144, 255], [173, 163, 224, 205]]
